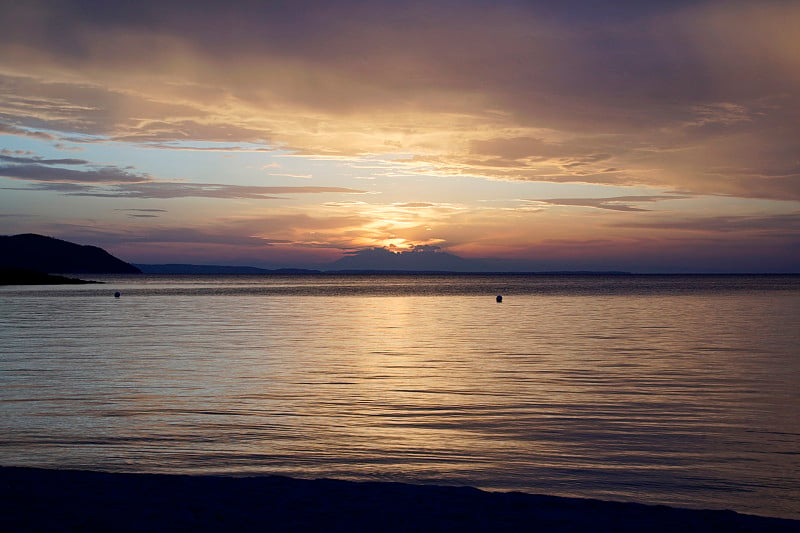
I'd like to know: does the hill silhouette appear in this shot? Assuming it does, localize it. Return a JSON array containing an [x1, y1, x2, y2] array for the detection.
[[135, 264, 321, 275], [0, 267, 100, 285], [0, 234, 140, 274]]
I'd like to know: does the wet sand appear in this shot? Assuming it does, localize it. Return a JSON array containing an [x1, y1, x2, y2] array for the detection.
[[1, 466, 797, 532]]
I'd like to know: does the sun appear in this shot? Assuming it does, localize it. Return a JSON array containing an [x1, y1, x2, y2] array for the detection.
[[378, 238, 414, 249]]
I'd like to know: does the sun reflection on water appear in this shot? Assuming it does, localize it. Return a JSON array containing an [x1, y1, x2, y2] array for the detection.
[[1, 277, 798, 519]]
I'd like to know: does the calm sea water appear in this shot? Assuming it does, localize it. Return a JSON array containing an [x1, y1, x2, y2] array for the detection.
[[1, 275, 798, 519]]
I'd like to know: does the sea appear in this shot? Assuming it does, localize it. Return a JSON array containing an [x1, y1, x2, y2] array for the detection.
[[1, 274, 798, 520]]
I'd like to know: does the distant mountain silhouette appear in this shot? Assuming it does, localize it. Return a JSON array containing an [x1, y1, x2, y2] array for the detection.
[[328, 246, 483, 272], [136, 264, 321, 275], [0, 234, 141, 274]]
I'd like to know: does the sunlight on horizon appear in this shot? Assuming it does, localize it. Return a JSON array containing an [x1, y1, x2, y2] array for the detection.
[[0, 1, 797, 272]]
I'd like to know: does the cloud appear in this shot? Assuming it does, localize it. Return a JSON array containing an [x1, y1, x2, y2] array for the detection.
[[117, 228, 291, 246], [0, 154, 88, 165], [393, 202, 437, 208], [0, 147, 155, 184], [491, 234, 799, 273], [36, 211, 374, 262], [141, 143, 277, 152], [529, 195, 691, 212], [52, 143, 84, 151], [0, 148, 367, 196], [409, 244, 442, 252], [115, 208, 168, 219], [2, 182, 87, 193], [613, 213, 800, 234], [270, 173, 312, 179], [0, 1, 799, 200], [0, 163, 151, 183], [0, 121, 55, 140], [6, 181, 367, 199], [115, 208, 168, 213], [85, 183, 366, 199]]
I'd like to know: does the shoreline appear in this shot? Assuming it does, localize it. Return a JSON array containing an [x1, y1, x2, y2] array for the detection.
[[2, 467, 797, 532], [0, 268, 100, 286]]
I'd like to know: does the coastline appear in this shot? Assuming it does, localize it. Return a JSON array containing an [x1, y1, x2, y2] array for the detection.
[[2, 467, 797, 532], [0, 268, 100, 286]]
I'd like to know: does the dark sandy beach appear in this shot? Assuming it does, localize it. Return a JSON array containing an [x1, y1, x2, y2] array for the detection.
[[1, 467, 797, 532]]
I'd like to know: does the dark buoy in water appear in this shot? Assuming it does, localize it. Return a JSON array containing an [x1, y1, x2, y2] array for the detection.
[[114, 291, 121, 298], [496, 295, 503, 303]]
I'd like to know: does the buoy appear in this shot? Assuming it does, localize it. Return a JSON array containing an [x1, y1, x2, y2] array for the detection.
[[496, 295, 503, 303], [114, 291, 121, 298]]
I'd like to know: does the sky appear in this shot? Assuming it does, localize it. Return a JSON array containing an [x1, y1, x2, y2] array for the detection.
[[1, 0, 798, 272]]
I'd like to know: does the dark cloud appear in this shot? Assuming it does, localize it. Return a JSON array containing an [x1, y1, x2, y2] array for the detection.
[[1, 182, 88, 193], [528, 195, 691, 212], [80, 226, 290, 247], [113, 121, 274, 144], [0, 148, 153, 185], [0, 121, 55, 140], [116, 208, 168, 219], [140, 143, 277, 152], [1, 74, 270, 144], [0, 1, 798, 200], [500, 234, 799, 273], [3, 3, 792, 127], [410, 244, 442, 252], [468, 138, 618, 163], [139, 230, 289, 246], [470, 137, 559, 160], [0, 163, 151, 183], [613, 213, 800, 234], [6, 181, 366, 199], [52, 143, 84, 151], [0, 154, 88, 165], [115, 208, 168, 212], [83, 183, 367, 199], [39, 212, 367, 255], [0, 148, 367, 197]]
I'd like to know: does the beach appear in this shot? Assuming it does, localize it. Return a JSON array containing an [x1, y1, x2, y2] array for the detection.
[[2, 466, 798, 532]]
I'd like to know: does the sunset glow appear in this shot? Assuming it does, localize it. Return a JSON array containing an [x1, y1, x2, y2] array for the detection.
[[1, 1, 798, 272]]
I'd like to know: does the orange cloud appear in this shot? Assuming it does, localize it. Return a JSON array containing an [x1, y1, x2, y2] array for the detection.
[[1, 1, 798, 270]]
